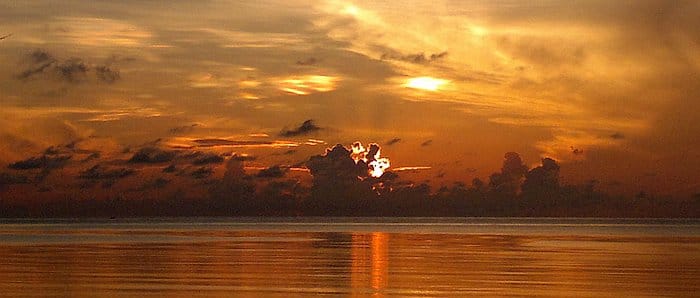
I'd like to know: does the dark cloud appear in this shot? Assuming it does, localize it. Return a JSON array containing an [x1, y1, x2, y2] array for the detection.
[[16, 49, 121, 83], [81, 152, 100, 163], [296, 57, 318, 65], [78, 165, 135, 180], [128, 147, 176, 163], [44, 146, 62, 155], [8, 155, 71, 170], [421, 140, 433, 146], [16, 49, 57, 80], [307, 144, 368, 185], [168, 124, 199, 134], [54, 58, 89, 83], [609, 132, 625, 139], [136, 177, 170, 191], [187, 151, 224, 165], [522, 158, 560, 195], [0, 33, 12, 40], [280, 120, 321, 137], [191, 167, 213, 179], [488, 152, 528, 195], [162, 164, 177, 173], [231, 154, 257, 161], [257, 165, 287, 178], [0, 172, 29, 186], [385, 138, 401, 146], [380, 51, 448, 64], [570, 146, 584, 155], [94, 65, 120, 83]]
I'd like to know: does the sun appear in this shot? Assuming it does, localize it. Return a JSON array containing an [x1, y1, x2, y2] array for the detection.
[[405, 77, 449, 91]]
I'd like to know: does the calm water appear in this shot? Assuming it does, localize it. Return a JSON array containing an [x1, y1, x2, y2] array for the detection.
[[0, 218, 698, 297]]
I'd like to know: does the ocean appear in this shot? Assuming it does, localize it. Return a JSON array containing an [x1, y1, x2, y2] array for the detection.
[[0, 218, 698, 297]]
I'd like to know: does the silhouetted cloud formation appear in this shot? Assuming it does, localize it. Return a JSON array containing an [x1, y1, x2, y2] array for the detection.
[[231, 154, 257, 161], [78, 165, 135, 180], [380, 51, 448, 63], [169, 124, 199, 134], [191, 167, 213, 179], [162, 164, 177, 173], [386, 138, 401, 146], [8, 155, 71, 170], [257, 165, 287, 178], [94, 65, 120, 83], [187, 151, 224, 165], [129, 147, 176, 163], [16, 49, 56, 80], [54, 58, 89, 82], [308, 144, 366, 183], [0, 172, 29, 186], [0, 33, 12, 40], [80, 152, 100, 163], [488, 152, 528, 195], [16, 49, 121, 83], [280, 120, 321, 137], [421, 140, 433, 146], [522, 158, 560, 195], [136, 177, 170, 191]]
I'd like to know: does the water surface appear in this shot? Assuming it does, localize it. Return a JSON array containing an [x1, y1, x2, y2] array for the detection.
[[0, 218, 697, 297]]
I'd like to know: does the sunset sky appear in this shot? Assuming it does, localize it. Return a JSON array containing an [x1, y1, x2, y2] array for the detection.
[[1, 0, 699, 197]]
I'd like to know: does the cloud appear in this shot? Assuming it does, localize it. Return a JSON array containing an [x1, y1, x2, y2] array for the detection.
[[78, 165, 135, 180], [16, 49, 121, 83], [54, 58, 89, 83], [280, 120, 322, 137], [128, 147, 176, 163], [94, 65, 120, 83], [182, 138, 299, 148], [168, 124, 199, 134], [257, 165, 287, 178], [187, 152, 224, 165], [275, 75, 340, 95], [522, 158, 560, 194], [162, 164, 178, 173], [81, 152, 100, 162], [0, 33, 12, 40], [488, 152, 528, 195], [307, 144, 369, 185], [16, 49, 57, 80], [570, 146, 584, 155], [8, 155, 71, 170], [136, 177, 170, 191], [380, 51, 448, 64], [231, 154, 257, 161], [191, 167, 213, 179], [609, 132, 625, 140], [385, 138, 401, 146], [421, 140, 432, 146], [0, 172, 29, 186]]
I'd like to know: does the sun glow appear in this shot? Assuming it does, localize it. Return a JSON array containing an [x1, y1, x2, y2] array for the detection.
[[349, 142, 390, 178], [405, 77, 449, 91]]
